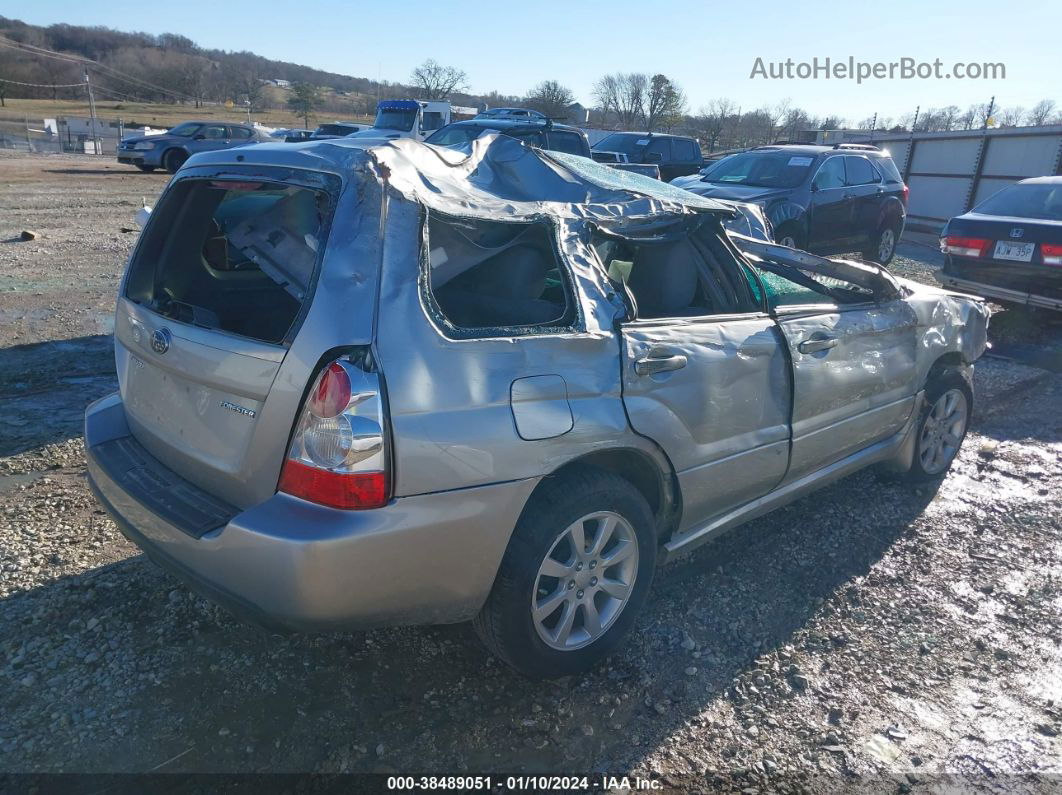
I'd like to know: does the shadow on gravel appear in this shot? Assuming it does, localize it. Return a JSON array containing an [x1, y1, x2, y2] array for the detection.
[[0, 335, 116, 457], [41, 169, 162, 177], [0, 463, 941, 774]]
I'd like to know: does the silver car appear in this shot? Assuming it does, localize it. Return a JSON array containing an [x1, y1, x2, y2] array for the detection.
[[86, 134, 989, 678]]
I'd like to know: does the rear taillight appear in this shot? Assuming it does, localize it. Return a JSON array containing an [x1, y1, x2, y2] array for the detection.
[[278, 358, 389, 509], [902, 184, 909, 204], [1042, 243, 1062, 266], [941, 235, 991, 258]]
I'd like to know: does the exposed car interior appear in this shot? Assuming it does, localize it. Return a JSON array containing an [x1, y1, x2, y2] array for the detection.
[[427, 213, 574, 332], [591, 217, 877, 317], [124, 178, 334, 344]]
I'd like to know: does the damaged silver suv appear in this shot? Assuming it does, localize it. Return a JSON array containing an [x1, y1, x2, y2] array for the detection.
[[85, 135, 989, 678]]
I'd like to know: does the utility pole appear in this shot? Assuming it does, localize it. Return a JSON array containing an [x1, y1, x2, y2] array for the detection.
[[982, 96, 996, 130], [84, 68, 100, 155]]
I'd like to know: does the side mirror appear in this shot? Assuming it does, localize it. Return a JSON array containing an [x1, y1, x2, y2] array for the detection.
[[193, 134, 206, 140], [810, 182, 819, 192]]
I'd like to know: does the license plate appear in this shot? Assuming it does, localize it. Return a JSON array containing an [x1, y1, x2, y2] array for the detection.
[[993, 240, 1035, 262]]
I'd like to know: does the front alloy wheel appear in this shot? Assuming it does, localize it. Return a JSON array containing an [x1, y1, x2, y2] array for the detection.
[[532, 511, 639, 651], [918, 388, 968, 475]]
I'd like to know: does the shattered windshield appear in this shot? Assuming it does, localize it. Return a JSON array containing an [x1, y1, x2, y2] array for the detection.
[[702, 152, 814, 189], [374, 109, 418, 132]]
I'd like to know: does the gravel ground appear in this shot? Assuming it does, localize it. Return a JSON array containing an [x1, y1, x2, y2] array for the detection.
[[1, 152, 1060, 789]]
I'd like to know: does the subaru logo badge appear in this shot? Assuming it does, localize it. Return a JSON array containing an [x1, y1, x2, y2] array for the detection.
[[150, 328, 171, 355], [1009, 228, 1024, 239]]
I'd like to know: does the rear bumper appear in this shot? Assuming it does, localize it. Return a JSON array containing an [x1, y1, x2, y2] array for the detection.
[[85, 393, 537, 631], [939, 256, 1062, 311]]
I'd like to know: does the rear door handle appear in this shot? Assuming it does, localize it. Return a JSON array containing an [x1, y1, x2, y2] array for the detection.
[[798, 337, 839, 354], [634, 353, 688, 376]]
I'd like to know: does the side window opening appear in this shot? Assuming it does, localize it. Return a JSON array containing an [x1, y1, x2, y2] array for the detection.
[[426, 212, 577, 335], [591, 219, 756, 319], [813, 156, 845, 189], [844, 156, 879, 186]]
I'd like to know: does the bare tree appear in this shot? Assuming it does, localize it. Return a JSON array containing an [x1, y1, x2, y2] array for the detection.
[[786, 108, 812, 141], [592, 73, 647, 130], [410, 59, 468, 100], [998, 106, 1026, 127], [1028, 99, 1057, 127], [524, 80, 575, 119], [937, 105, 960, 131], [645, 74, 686, 132], [694, 98, 736, 152], [956, 107, 977, 130], [971, 101, 995, 129]]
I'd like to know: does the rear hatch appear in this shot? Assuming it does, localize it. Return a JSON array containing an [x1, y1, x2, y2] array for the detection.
[[116, 165, 343, 508]]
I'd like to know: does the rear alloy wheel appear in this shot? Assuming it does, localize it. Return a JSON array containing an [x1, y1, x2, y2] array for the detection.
[[532, 511, 640, 651], [865, 223, 900, 265], [474, 469, 656, 678], [163, 149, 188, 174]]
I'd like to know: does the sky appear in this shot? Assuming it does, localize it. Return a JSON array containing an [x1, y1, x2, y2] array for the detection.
[[11, 0, 1061, 123]]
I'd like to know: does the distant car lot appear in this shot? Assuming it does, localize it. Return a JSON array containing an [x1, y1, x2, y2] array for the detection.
[[116, 121, 271, 174], [426, 118, 591, 156], [671, 144, 908, 265]]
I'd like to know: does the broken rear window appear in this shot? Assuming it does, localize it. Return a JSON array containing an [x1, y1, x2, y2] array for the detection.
[[124, 174, 338, 344], [424, 212, 578, 337]]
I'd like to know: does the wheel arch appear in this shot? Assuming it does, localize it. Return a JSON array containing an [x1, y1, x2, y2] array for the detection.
[[877, 197, 906, 231], [531, 445, 682, 545], [161, 146, 188, 170], [766, 202, 807, 235]]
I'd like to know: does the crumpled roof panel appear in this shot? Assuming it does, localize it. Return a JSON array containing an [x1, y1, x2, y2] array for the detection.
[[368, 133, 735, 221]]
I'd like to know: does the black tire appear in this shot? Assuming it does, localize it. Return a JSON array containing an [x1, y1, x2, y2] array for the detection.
[[135, 164, 156, 173], [163, 149, 188, 174], [899, 368, 973, 483], [473, 468, 657, 679], [864, 220, 901, 265], [774, 222, 805, 251]]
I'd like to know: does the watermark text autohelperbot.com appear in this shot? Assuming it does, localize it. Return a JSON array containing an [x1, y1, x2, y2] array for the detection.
[[750, 57, 1005, 83]]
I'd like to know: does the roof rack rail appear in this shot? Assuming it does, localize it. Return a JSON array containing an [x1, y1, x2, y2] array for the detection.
[[832, 143, 881, 151]]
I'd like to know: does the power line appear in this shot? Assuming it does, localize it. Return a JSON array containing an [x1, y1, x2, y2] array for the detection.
[[0, 36, 199, 102], [0, 77, 85, 88]]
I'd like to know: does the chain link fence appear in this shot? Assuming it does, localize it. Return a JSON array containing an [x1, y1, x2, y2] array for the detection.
[[0, 112, 143, 155]]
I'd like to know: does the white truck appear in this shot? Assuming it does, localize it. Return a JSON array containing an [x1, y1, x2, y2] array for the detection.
[[347, 99, 477, 144]]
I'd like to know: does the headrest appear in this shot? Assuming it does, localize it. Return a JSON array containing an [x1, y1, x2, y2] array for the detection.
[[627, 241, 697, 315], [474, 245, 549, 299]]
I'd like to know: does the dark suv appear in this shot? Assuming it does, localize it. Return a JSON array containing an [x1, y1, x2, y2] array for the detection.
[[671, 144, 908, 265], [426, 118, 591, 157], [591, 132, 704, 181]]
